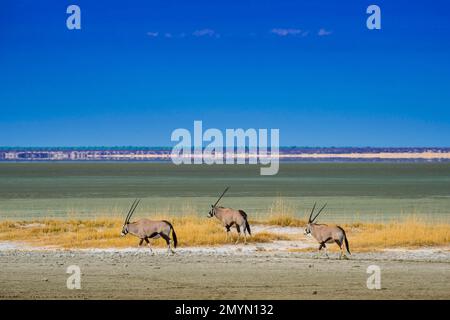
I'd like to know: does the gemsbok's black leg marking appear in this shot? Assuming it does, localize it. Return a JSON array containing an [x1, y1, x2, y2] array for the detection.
[[225, 224, 231, 242], [159, 232, 170, 245], [235, 224, 242, 244], [159, 232, 175, 254], [143, 237, 153, 254]]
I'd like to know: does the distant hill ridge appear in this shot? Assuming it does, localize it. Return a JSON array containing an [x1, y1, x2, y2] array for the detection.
[[0, 147, 449, 162], [1, 146, 449, 152]]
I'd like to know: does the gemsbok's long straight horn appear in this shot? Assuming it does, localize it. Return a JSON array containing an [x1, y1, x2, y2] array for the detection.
[[124, 199, 137, 223], [308, 202, 317, 223], [125, 198, 140, 224], [311, 203, 327, 223], [213, 186, 230, 207]]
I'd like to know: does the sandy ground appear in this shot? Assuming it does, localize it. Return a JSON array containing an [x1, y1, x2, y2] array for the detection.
[[1, 238, 449, 300]]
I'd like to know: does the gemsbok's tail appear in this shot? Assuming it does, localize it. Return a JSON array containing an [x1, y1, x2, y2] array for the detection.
[[163, 220, 178, 248], [338, 226, 351, 255], [239, 210, 251, 236]]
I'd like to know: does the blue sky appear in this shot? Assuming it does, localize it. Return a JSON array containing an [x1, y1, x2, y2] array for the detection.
[[1, 0, 449, 147]]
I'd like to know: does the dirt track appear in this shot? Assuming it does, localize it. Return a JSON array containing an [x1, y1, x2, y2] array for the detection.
[[0, 248, 449, 300]]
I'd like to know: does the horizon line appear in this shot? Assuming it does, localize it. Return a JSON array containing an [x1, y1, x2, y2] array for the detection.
[[1, 146, 449, 150]]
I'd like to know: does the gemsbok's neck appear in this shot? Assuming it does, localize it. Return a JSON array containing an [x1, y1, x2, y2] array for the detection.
[[214, 207, 224, 220], [127, 222, 140, 236], [310, 223, 320, 237]]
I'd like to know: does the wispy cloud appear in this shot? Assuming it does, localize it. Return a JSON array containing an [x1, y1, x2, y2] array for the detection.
[[147, 29, 219, 39], [318, 28, 332, 36], [271, 28, 302, 36], [147, 27, 327, 39], [192, 29, 219, 37]]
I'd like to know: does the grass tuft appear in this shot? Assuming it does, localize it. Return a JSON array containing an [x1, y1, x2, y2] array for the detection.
[[254, 196, 307, 227]]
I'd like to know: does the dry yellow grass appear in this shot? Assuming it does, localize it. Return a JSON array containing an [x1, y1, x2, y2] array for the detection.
[[0, 196, 448, 251], [254, 196, 307, 227], [0, 216, 289, 249], [0, 216, 448, 251], [257, 214, 307, 228], [342, 217, 450, 250]]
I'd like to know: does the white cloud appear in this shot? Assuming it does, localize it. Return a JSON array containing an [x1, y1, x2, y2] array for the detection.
[[147, 32, 159, 37], [271, 28, 302, 36], [318, 28, 332, 36], [192, 29, 218, 37]]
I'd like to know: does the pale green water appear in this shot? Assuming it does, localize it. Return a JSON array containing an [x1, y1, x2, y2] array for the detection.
[[0, 162, 449, 222]]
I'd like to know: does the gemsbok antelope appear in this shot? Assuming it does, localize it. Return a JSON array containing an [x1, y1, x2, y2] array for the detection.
[[121, 199, 178, 255], [207, 187, 251, 244], [304, 203, 351, 259]]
